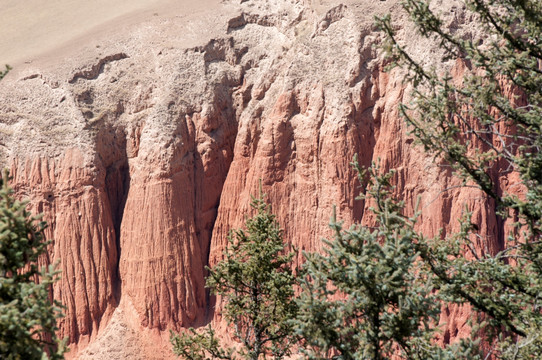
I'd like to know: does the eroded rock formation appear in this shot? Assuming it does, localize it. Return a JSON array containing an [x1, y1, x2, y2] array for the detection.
[[0, 0, 519, 358]]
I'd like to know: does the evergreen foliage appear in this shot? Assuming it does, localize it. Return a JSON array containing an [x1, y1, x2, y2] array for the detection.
[[0, 170, 65, 360], [171, 192, 297, 360], [294, 159, 481, 359], [373, 0, 542, 358], [0, 65, 10, 81], [294, 160, 438, 359]]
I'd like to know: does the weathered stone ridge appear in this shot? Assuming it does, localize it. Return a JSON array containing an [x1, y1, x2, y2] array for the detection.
[[0, 0, 521, 358], [8, 150, 118, 345]]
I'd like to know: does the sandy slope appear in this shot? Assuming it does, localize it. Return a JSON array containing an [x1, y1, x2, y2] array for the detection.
[[0, 0, 220, 67]]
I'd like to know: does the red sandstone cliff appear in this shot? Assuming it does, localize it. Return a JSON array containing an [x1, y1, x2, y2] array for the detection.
[[0, 0, 521, 358]]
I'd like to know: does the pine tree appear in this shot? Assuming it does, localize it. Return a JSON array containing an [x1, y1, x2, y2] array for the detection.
[[294, 158, 480, 360], [171, 192, 297, 360], [374, 0, 542, 358], [0, 170, 66, 359]]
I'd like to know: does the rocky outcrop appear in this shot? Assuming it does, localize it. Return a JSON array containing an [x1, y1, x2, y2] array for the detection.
[[0, 0, 521, 357], [8, 150, 118, 346]]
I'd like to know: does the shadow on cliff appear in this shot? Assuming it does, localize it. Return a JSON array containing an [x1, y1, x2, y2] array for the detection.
[[95, 120, 131, 306]]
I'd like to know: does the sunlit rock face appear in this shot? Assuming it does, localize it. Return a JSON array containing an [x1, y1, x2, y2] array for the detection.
[[0, 0, 516, 357]]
